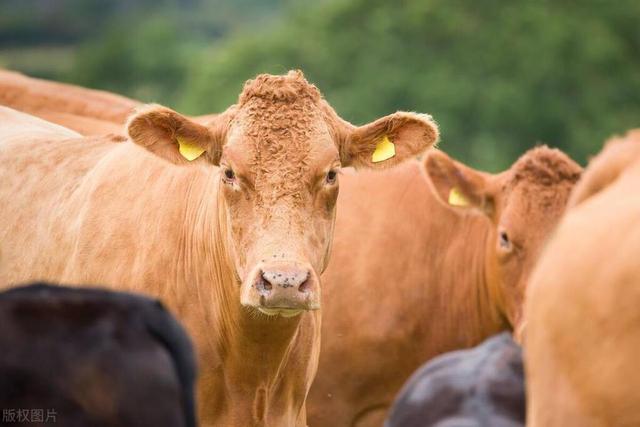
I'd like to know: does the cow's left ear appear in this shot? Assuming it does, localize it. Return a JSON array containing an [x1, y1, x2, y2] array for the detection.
[[424, 150, 495, 218], [127, 104, 227, 165], [339, 112, 439, 169]]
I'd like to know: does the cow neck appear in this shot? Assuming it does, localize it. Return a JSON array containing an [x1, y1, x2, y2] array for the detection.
[[187, 171, 318, 417], [421, 182, 509, 344]]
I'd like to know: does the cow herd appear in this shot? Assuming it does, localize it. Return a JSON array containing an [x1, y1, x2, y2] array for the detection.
[[0, 69, 638, 427]]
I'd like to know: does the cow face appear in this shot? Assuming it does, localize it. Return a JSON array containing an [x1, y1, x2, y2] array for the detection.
[[127, 71, 439, 317], [425, 148, 581, 332]]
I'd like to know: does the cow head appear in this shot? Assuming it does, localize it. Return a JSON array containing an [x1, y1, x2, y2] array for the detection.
[[425, 147, 581, 332], [127, 71, 439, 318]]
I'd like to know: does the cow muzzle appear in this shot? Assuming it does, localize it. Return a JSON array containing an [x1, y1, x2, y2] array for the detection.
[[241, 261, 320, 317]]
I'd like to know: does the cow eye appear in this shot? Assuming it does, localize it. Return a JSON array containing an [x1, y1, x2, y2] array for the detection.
[[223, 168, 236, 182], [326, 169, 338, 185], [499, 231, 511, 250]]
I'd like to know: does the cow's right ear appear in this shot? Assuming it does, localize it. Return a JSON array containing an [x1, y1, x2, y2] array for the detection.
[[424, 150, 495, 217], [126, 104, 226, 165]]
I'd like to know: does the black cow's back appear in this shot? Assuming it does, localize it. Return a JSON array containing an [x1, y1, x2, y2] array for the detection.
[[0, 283, 197, 427], [385, 332, 525, 427]]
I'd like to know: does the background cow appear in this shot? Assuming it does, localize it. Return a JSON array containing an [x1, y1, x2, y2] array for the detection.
[[0, 283, 196, 427], [308, 146, 581, 426], [0, 71, 439, 426], [0, 70, 226, 135], [386, 332, 525, 427], [525, 130, 640, 427], [0, 69, 137, 135]]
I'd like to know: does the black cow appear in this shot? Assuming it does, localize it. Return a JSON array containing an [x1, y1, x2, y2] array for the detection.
[[0, 283, 197, 427], [385, 332, 525, 427]]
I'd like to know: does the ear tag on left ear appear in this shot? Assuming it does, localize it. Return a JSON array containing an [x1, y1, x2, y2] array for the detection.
[[177, 136, 206, 161], [372, 135, 396, 163], [448, 187, 469, 207]]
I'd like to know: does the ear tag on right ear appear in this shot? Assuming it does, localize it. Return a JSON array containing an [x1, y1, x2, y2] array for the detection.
[[372, 135, 396, 163], [448, 187, 469, 207], [177, 136, 206, 161]]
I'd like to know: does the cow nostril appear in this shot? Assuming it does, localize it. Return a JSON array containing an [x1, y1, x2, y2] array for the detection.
[[298, 273, 311, 293], [257, 272, 272, 293]]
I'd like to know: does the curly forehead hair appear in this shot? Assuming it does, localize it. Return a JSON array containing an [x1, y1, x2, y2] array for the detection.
[[238, 70, 322, 105], [510, 146, 582, 187]]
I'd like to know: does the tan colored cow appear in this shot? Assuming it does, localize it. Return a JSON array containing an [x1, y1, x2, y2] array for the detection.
[[307, 146, 581, 427], [525, 130, 640, 427], [0, 69, 138, 134], [0, 69, 228, 135], [0, 71, 439, 427]]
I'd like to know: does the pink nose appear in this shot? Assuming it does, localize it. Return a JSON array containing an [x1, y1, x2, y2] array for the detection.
[[259, 268, 311, 292], [253, 263, 317, 310]]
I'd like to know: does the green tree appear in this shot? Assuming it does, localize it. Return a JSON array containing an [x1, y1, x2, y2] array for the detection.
[[0, 0, 288, 106], [181, 0, 640, 170], [69, 14, 193, 105]]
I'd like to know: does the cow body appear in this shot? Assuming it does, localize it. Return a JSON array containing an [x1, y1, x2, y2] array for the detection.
[[0, 283, 196, 427], [525, 130, 640, 427], [385, 332, 525, 427], [0, 71, 438, 426], [0, 69, 138, 134], [308, 148, 580, 426], [0, 70, 282, 135], [309, 161, 505, 426], [0, 70, 215, 136], [0, 107, 319, 426]]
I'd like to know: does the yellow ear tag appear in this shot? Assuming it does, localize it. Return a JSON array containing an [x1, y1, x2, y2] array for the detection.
[[371, 135, 396, 163], [448, 187, 469, 207], [177, 136, 206, 161]]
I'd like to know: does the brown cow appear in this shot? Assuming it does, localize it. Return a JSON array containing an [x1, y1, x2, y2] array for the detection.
[[307, 146, 581, 426], [525, 130, 640, 427], [0, 69, 139, 133], [0, 69, 226, 135], [0, 71, 439, 427]]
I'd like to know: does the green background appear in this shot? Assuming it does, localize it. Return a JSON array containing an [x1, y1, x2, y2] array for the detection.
[[1, 0, 638, 170]]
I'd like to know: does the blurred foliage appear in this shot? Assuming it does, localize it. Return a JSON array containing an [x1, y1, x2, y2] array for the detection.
[[180, 0, 640, 169], [0, 0, 286, 104], [1, 0, 639, 169], [68, 0, 286, 104]]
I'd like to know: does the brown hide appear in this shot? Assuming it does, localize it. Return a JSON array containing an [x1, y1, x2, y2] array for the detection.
[[0, 69, 139, 134], [525, 130, 640, 427], [308, 147, 580, 427], [0, 71, 438, 427], [0, 70, 280, 135]]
